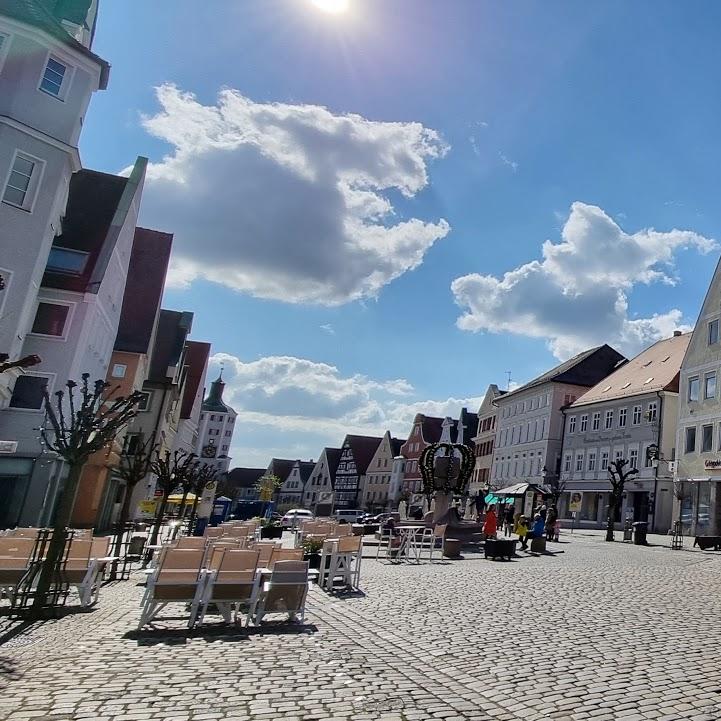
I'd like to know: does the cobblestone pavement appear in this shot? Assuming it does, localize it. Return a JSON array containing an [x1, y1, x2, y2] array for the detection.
[[2, 535, 721, 721]]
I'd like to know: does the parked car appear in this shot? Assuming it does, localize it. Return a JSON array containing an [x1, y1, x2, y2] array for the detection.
[[281, 509, 314, 528], [334, 509, 365, 524]]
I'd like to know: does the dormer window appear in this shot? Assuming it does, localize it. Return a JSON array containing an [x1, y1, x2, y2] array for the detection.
[[40, 57, 68, 98]]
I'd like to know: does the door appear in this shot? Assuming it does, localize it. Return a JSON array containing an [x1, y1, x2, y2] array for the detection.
[[633, 491, 649, 522]]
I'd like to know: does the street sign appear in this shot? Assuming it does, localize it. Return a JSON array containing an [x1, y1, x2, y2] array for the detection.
[[0, 440, 17, 454]]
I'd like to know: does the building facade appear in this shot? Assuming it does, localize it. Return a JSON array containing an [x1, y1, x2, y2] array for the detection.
[[361, 431, 405, 511], [676, 259, 721, 535], [399, 414, 443, 503], [334, 435, 382, 509], [303, 447, 341, 514], [491, 345, 626, 494], [174, 341, 210, 458], [470, 385, 505, 497], [273, 459, 314, 508], [0, 0, 109, 405], [560, 333, 688, 533], [196, 373, 237, 475]]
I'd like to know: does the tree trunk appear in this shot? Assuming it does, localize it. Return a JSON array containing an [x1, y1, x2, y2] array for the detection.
[[108, 478, 139, 581], [143, 494, 169, 567], [605, 494, 618, 542], [31, 462, 84, 617], [172, 489, 189, 539]]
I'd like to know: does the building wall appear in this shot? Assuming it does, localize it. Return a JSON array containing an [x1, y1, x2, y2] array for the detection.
[[362, 431, 395, 510], [197, 407, 236, 474], [470, 387, 501, 495], [277, 462, 305, 507], [303, 451, 334, 511]]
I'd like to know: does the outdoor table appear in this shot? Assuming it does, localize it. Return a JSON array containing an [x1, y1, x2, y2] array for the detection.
[[395, 525, 426, 563]]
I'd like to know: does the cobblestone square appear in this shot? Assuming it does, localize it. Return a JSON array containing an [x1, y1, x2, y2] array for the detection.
[[2, 534, 721, 721]]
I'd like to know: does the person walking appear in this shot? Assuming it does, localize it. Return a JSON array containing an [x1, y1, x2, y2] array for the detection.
[[482, 505, 498, 540], [503, 504, 515, 537], [545, 506, 558, 541], [516, 515, 529, 550]]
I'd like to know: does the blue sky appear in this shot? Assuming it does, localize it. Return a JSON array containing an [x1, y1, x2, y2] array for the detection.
[[81, 0, 721, 465]]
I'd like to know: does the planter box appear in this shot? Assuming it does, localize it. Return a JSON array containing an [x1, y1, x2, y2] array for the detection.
[[304, 553, 321, 570]]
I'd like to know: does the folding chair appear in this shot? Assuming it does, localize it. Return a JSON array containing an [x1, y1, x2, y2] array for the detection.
[[197, 549, 261, 627], [138, 549, 205, 629], [176, 536, 206, 550], [323, 535, 362, 591], [269, 547, 303, 568], [0, 537, 35, 602], [250, 560, 310, 624]]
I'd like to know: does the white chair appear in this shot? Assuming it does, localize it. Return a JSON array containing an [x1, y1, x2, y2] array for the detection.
[[415, 524, 446, 563], [323, 535, 362, 591], [250, 560, 310, 624]]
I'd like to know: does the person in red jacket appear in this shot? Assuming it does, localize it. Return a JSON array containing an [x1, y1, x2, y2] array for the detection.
[[482, 505, 498, 539]]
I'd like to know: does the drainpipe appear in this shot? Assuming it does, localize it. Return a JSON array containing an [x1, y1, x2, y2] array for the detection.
[[652, 390, 663, 533]]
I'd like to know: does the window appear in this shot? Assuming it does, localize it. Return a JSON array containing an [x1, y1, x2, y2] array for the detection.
[[646, 402, 658, 422], [644, 446, 654, 468], [568, 416, 576, 434], [588, 452, 596, 471], [592, 412, 600, 431], [709, 319, 719, 346], [210, 415, 216, 421], [200, 413, 205, 420], [540, 418, 546, 439], [40, 57, 67, 97], [124, 434, 141, 456], [222, 445, 228, 452], [705, 373, 716, 400], [605, 410, 613, 429], [702, 424, 713, 453], [618, 408, 627, 428], [564, 454, 572, 472], [686, 426, 696, 454], [632, 405, 642, 425], [3, 153, 40, 210], [688, 377, 700, 402], [629, 448, 639, 469], [224, 430, 232, 437], [0, 33, 9, 71], [575, 453, 584, 472], [580, 415, 588, 432], [30, 302, 69, 336], [614, 449, 624, 462], [111, 363, 127, 378], [46, 247, 88, 274], [600, 451, 609, 470], [9, 375, 48, 409], [136, 392, 151, 411]]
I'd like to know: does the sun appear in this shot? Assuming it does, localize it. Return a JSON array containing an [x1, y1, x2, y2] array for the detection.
[[311, 0, 350, 14]]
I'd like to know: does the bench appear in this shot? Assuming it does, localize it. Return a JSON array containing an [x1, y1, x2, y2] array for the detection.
[[694, 536, 721, 550]]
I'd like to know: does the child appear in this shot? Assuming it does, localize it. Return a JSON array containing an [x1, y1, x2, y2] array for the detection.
[[553, 517, 561, 542], [516, 515, 529, 550]]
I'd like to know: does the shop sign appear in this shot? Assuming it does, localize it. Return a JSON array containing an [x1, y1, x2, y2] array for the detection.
[[0, 441, 17, 453], [704, 459, 721, 470]]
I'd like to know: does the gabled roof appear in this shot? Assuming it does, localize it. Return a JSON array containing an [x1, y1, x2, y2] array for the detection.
[[297, 460, 315, 483], [179, 341, 210, 419], [455, 408, 478, 446], [322, 447, 343, 480], [500, 345, 627, 401], [147, 310, 193, 384], [267, 458, 295, 483], [226, 467, 265, 490], [390, 437, 405, 456], [44, 159, 147, 293], [416, 414, 444, 443], [115, 228, 172, 354], [570, 333, 690, 407], [1, 0, 110, 86], [343, 435, 383, 475]]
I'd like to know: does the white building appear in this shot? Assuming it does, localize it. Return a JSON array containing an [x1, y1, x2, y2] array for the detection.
[[491, 345, 626, 493], [0, 0, 109, 402], [196, 373, 237, 475], [303, 447, 341, 513]]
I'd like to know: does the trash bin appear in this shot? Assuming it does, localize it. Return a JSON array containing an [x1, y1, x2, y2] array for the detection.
[[632, 521, 648, 545]]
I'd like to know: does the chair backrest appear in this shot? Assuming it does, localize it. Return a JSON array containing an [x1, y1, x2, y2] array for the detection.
[[90, 536, 111, 559], [176, 536, 206, 550], [204, 527, 223, 539], [9, 527, 40, 539], [64, 539, 93, 570], [337, 535, 362, 554], [217, 549, 259, 575], [270, 559, 309, 583], [335, 524, 353, 537], [0, 537, 35, 564], [269, 547, 303, 568], [433, 524, 447, 539], [227, 526, 250, 537]]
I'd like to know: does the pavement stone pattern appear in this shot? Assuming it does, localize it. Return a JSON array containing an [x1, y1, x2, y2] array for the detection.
[[2, 533, 721, 721]]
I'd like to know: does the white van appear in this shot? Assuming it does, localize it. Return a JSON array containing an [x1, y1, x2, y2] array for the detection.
[[334, 509, 364, 524]]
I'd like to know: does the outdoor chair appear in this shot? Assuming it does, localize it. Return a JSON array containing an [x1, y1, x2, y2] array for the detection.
[[204, 527, 224, 539], [138, 548, 205, 629], [322, 535, 362, 591], [269, 547, 304, 568], [7, 527, 40, 540], [256, 542, 280, 567], [0, 537, 36, 602], [196, 548, 261, 627], [176, 536, 206, 550], [226, 526, 251, 538], [415, 524, 446, 563], [376, 525, 400, 561], [250, 560, 310, 624]]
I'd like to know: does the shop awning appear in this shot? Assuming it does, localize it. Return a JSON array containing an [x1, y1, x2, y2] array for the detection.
[[494, 482, 549, 497]]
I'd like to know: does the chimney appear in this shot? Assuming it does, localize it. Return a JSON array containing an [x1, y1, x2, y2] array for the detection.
[[673, 330, 682, 337]]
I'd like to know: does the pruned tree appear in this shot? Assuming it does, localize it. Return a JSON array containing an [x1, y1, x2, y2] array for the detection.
[[33, 375, 142, 616], [546, 475, 567, 508], [108, 433, 157, 580], [673, 478, 691, 529], [144, 449, 197, 564], [0, 354, 42, 374], [186, 462, 219, 531], [606, 458, 639, 542]]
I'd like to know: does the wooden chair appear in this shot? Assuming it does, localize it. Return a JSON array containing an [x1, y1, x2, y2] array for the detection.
[[138, 549, 205, 629], [197, 549, 261, 627], [250, 560, 310, 624], [0, 537, 35, 602], [269, 547, 303, 568], [176, 536, 206, 550]]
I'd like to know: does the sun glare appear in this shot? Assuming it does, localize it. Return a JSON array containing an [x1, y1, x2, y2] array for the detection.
[[311, 0, 350, 14]]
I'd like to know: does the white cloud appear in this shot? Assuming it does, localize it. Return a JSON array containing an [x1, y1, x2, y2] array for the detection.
[[137, 84, 450, 305], [452, 202, 717, 360], [212, 353, 481, 463], [320, 323, 335, 335], [498, 152, 518, 172]]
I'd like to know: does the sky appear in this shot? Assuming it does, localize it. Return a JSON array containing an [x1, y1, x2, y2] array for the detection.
[[81, 0, 721, 467]]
